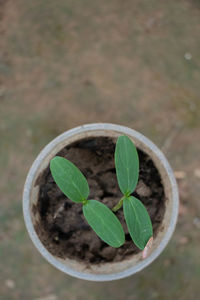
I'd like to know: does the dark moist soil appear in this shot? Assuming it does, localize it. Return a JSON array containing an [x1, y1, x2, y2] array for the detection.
[[34, 136, 166, 264]]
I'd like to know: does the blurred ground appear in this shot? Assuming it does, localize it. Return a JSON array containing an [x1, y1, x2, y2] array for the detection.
[[0, 0, 200, 299]]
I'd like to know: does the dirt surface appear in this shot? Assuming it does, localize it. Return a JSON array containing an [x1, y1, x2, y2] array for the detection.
[[35, 136, 165, 264], [1, 0, 200, 299]]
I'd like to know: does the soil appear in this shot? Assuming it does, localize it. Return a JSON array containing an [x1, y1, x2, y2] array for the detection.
[[34, 136, 166, 264]]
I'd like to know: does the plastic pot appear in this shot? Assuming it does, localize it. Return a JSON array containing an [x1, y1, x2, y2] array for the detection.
[[23, 123, 179, 281]]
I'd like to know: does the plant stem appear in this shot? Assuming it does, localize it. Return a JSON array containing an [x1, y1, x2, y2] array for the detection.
[[82, 198, 88, 205], [112, 196, 125, 212]]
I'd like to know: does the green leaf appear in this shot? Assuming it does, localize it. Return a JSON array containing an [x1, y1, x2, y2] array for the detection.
[[123, 196, 153, 250], [50, 156, 89, 203], [115, 135, 139, 195], [83, 200, 125, 248]]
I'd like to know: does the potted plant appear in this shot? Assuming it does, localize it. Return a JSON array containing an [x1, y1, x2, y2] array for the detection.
[[23, 123, 179, 281]]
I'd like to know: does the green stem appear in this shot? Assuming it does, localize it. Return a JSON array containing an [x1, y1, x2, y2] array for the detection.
[[112, 196, 125, 212], [82, 198, 88, 205]]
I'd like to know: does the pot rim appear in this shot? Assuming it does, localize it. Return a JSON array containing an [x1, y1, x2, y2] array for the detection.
[[23, 123, 179, 281]]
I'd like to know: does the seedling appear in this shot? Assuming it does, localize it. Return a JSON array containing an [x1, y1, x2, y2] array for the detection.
[[113, 135, 153, 250], [50, 135, 153, 252]]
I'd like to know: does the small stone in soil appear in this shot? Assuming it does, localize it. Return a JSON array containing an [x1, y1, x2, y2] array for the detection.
[[87, 178, 103, 198], [89, 236, 102, 254], [102, 197, 118, 210], [135, 180, 151, 197], [100, 247, 117, 260]]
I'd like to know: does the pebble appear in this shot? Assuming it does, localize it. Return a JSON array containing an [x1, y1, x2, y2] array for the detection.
[[101, 247, 117, 260], [174, 171, 186, 180], [89, 236, 101, 253], [5, 279, 15, 289], [194, 169, 200, 179], [193, 217, 200, 229], [135, 180, 151, 197], [184, 52, 192, 60]]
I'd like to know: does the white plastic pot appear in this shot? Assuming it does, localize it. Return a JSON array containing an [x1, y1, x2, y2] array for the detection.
[[23, 123, 179, 281]]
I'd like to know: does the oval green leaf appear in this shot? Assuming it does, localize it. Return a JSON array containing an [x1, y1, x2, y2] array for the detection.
[[50, 156, 89, 203], [115, 135, 139, 195], [123, 196, 153, 250], [83, 200, 125, 248]]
